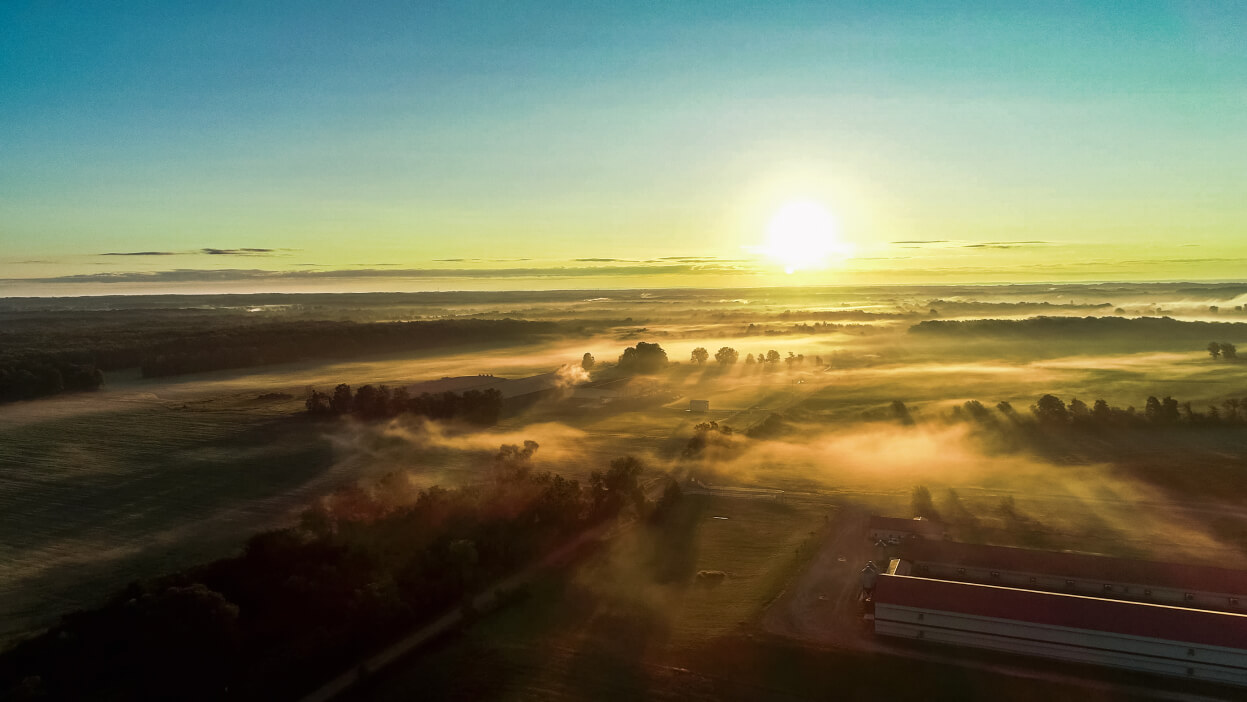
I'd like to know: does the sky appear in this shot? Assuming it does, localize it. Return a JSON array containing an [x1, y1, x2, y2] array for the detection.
[[2, 1, 1246, 295]]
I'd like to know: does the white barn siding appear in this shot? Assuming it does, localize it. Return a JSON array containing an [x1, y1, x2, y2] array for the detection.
[[876, 603, 1247, 685]]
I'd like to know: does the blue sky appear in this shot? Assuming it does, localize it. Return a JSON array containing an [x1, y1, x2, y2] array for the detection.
[[3, 2, 1246, 294]]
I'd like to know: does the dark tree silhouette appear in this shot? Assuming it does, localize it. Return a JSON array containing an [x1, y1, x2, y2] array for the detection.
[[617, 342, 668, 374], [996, 400, 1020, 423], [691, 347, 709, 366], [891, 400, 914, 426], [1092, 398, 1111, 424], [1031, 394, 1069, 425], [765, 349, 781, 364], [1209, 342, 1223, 359], [354, 384, 380, 419], [714, 347, 739, 366], [1145, 395, 1162, 423], [581, 352, 595, 370], [330, 383, 353, 415], [1068, 398, 1089, 422], [1224, 342, 1238, 360], [745, 353, 756, 365], [1162, 396, 1181, 423], [306, 390, 331, 415], [590, 456, 646, 518]]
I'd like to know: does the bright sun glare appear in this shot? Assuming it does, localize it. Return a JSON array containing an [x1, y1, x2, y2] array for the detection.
[[763, 200, 853, 274]]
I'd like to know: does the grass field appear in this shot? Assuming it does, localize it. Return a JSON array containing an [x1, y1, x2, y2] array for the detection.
[[358, 492, 830, 701]]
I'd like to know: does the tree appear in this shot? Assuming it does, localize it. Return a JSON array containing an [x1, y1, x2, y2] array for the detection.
[[1209, 342, 1223, 359], [1031, 394, 1069, 425], [1223, 342, 1238, 360], [495, 440, 540, 481], [1068, 397, 1089, 423], [590, 456, 646, 518], [462, 388, 503, 425], [1162, 396, 1181, 424], [618, 342, 668, 374], [960, 400, 990, 422], [306, 390, 331, 415], [1145, 396, 1163, 423], [354, 384, 380, 418], [890, 400, 914, 426], [765, 349, 781, 364], [691, 347, 709, 366], [581, 352, 595, 371], [1225, 398, 1241, 423], [714, 347, 739, 366], [390, 386, 411, 414], [996, 401, 1020, 423], [650, 479, 683, 523], [745, 353, 756, 365], [330, 383, 353, 415], [1092, 398, 1111, 424]]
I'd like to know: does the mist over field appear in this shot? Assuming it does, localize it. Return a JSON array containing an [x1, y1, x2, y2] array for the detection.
[[5, 282, 1247, 651]]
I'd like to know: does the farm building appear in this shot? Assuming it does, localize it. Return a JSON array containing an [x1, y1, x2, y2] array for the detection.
[[873, 565, 1247, 686], [897, 540, 1247, 613], [868, 516, 946, 543]]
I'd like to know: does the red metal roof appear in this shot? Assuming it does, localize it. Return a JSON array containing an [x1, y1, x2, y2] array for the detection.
[[875, 574, 1247, 650], [902, 540, 1247, 596]]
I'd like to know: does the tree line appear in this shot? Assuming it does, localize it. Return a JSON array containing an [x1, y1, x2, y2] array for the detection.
[[306, 383, 504, 425], [609, 341, 827, 376], [685, 346, 824, 369], [949, 394, 1247, 428], [0, 318, 555, 403], [1208, 341, 1239, 360], [139, 319, 555, 378], [0, 445, 677, 701], [0, 360, 103, 403]]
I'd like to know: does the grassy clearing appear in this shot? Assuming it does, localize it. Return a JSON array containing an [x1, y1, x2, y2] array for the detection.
[[360, 493, 830, 701], [586, 493, 831, 648]]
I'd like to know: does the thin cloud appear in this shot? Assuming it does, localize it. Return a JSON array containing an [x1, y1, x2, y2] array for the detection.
[[10, 262, 761, 285], [100, 251, 177, 256], [963, 241, 1051, 249], [891, 240, 949, 245], [99, 248, 288, 257], [201, 248, 276, 255]]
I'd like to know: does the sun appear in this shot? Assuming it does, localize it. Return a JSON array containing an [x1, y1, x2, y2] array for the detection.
[[762, 200, 853, 273]]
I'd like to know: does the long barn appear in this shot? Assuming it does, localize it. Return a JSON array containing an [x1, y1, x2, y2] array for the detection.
[[873, 563, 1247, 686]]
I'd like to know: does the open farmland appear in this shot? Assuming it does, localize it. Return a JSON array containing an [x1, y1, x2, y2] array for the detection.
[[5, 285, 1247, 701], [361, 493, 834, 701]]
